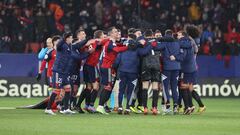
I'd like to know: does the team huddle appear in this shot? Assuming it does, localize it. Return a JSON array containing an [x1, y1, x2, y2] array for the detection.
[[37, 25, 206, 115]]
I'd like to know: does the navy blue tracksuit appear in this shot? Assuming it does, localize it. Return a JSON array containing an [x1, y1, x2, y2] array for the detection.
[[68, 43, 89, 86], [175, 37, 198, 108], [52, 39, 88, 88], [158, 35, 181, 106], [160, 36, 193, 106], [115, 41, 151, 109], [48, 39, 87, 110]]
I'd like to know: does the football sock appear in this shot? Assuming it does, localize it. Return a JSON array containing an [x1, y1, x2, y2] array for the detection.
[[192, 90, 204, 107], [152, 90, 159, 108], [137, 88, 143, 106], [85, 89, 91, 106], [64, 91, 70, 110], [142, 89, 148, 108], [187, 90, 193, 107], [77, 88, 87, 107], [182, 90, 189, 109], [178, 89, 183, 106], [90, 89, 98, 106], [47, 92, 57, 110], [99, 89, 111, 106]]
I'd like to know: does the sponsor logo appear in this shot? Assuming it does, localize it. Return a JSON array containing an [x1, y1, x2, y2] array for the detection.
[[0, 78, 239, 97], [194, 79, 240, 97], [0, 79, 48, 98]]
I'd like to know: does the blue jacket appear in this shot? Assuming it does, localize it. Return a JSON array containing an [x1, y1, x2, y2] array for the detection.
[[115, 41, 151, 74], [155, 35, 181, 70], [177, 37, 197, 73], [52, 39, 87, 74], [144, 37, 193, 71], [201, 30, 214, 43], [67, 46, 89, 74]]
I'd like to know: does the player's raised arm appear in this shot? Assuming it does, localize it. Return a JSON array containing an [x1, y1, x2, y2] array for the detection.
[[137, 45, 151, 56], [151, 40, 166, 51], [72, 39, 89, 49]]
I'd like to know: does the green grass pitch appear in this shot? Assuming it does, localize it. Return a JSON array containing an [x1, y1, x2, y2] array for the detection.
[[0, 97, 239, 135]]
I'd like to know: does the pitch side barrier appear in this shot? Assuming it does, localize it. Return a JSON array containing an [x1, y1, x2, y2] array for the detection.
[[0, 77, 239, 98], [0, 54, 240, 98]]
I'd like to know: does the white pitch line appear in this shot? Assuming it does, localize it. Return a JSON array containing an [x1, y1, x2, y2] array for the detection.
[[0, 107, 16, 110]]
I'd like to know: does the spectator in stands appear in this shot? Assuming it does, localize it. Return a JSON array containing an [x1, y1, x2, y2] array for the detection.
[[45, 9, 58, 36], [202, 4, 210, 24], [0, 36, 11, 53], [201, 40, 212, 55], [229, 39, 240, 56], [11, 33, 25, 53], [212, 3, 224, 26], [212, 26, 224, 55], [35, 7, 48, 42], [0, 20, 6, 39], [188, 2, 201, 24], [226, 26, 239, 44], [0, 0, 239, 55], [94, 0, 103, 26], [178, 1, 188, 19], [201, 25, 214, 44], [169, 4, 178, 26], [21, 8, 35, 43]]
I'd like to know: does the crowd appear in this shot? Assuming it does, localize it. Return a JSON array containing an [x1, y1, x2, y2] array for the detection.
[[0, 0, 239, 55]]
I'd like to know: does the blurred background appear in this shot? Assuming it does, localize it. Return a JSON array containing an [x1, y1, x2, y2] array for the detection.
[[0, 0, 240, 98]]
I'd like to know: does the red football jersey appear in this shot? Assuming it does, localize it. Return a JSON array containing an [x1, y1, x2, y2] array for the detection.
[[100, 40, 128, 68], [85, 41, 103, 67]]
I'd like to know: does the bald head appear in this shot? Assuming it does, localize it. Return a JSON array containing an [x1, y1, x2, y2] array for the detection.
[[46, 38, 53, 48]]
